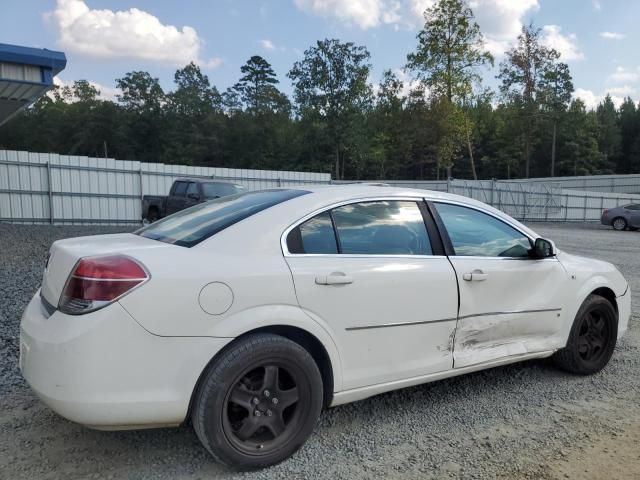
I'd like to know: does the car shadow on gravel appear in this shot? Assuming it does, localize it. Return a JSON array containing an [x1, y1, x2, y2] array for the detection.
[[2, 354, 616, 479]]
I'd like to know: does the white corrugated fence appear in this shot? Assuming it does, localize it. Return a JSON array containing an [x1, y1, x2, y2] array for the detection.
[[0, 150, 331, 224], [1, 149, 639, 224]]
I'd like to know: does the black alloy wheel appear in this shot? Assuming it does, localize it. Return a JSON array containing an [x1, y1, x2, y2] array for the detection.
[[553, 294, 618, 375], [575, 308, 613, 369], [192, 333, 323, 469], [223, 364, 303, 454]]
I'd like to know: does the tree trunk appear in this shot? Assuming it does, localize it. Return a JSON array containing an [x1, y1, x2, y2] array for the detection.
[[525, 134, 531, 178], [466, 119, 477, 180], [550, 120, 557, 177], [335, 146, 340, 180]]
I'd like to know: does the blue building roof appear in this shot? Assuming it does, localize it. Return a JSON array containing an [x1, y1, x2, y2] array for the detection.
[[0, 43, 67, 126]]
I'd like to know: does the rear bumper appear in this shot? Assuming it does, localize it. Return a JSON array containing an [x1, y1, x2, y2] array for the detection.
[[600, 213, 613, 226], [20, 291, 231, 430]]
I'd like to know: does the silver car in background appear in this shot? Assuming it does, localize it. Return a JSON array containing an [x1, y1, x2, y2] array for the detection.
[[601, 204, 640, 231]]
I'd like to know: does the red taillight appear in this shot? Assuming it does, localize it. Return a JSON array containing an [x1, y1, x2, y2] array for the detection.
[[59, 255, 148, 314], [603, 209, 609, 215]]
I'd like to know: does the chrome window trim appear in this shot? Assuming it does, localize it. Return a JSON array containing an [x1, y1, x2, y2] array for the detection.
[[280, 194, 554, 261], [430, 199, 556, 261], [431, 199, 535, 243]]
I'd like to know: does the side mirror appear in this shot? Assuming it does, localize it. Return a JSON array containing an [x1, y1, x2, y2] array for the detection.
[[187, 193, 200, 201], [533, 238, 556, 259]]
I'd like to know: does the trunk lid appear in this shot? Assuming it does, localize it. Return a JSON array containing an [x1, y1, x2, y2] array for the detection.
[[41, 233, 172, 307]]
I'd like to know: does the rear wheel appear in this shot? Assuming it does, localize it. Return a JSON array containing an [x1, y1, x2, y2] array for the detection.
[[192, 334, 323, 469], [612, 217, 627, 231], [147, 207, 159, 223], [553, 294, 618, 375]]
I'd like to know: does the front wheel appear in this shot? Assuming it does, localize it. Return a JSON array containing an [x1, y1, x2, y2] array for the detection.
[[553, 294, 618, 375], [192, 334, 323, 469]]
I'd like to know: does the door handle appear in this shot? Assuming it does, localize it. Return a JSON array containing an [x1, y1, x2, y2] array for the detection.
[[463, 270, 488, 282], [315, 273, 354, 285]]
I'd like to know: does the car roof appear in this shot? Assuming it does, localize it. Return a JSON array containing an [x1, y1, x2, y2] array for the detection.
[[174, 177, 242, 185], [286, 184, 539, 239]]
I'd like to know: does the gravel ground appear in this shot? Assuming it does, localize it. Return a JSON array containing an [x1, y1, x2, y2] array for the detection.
[[0, 222, 638, 479]]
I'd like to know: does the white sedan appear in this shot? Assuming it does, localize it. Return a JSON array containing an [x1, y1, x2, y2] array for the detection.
[[20, 186, 631, 468]]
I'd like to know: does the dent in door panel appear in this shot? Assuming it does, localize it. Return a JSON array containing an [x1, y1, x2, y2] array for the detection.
[[454, 309, 563, 367]]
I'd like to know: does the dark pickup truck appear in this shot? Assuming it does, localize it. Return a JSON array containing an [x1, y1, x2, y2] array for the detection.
[[142, 178, 246, 222]]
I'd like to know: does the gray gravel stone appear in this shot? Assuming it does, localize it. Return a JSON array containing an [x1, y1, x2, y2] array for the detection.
[[0, 222, 638, 479]]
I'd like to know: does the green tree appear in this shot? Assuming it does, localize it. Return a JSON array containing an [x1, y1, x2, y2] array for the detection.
[[288, 39, 372, 179], [407, 0, 493, 178], [498, 24, 563, 178], [540, 61, 573, 176], [618, 97, 640, 173], [116, 71, 165, 112], [233, 56, 289, 115], [169, 62, 221, 116], [115, 71, 167, 162]]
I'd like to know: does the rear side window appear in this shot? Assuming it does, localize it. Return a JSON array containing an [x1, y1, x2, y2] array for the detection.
[[288, 211, 338, 254], [333, 201, 432, 255], [137, 189, 309, 247], [624, 204, 640, 211], [435, 203, 531, 257], [288, 201, 432, 256]]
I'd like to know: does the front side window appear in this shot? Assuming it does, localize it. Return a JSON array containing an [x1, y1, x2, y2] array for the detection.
[[332, 201, 432, 255], [186, 182, 199, 196], [173, 181, 188, 197], [435, 203, 531, 257], [137, 189, 308, 247]]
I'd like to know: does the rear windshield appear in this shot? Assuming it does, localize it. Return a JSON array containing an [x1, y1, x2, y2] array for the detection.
[[136, 189, 309, 247]]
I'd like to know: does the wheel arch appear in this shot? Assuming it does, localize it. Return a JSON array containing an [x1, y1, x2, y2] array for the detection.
[[186, 322, 340, 422], [240, 325, 335, 407], [560, 277, 619, 343], [591, 286, 618, 311]]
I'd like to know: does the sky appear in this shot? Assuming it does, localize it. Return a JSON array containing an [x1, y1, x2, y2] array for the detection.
[[2, 0, 639, 109]]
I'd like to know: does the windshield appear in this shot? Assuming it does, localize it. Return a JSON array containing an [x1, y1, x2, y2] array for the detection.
[[136, 189, 309, 247], [202, 182, 246, 198]]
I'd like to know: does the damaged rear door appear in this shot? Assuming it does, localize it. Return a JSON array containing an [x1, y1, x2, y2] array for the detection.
[[433, 202, 568, 368]]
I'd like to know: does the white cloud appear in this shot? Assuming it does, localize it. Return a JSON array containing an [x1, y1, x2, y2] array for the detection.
[[592, 0, 602, 11], [573, 88, 624, 110], [468, 0, 539, 57], [259, 39, 276, 51], [607, 85, 637, 97], [573, 88, 600, 110], [540, 25, 584, 61], [51, 76, 120, 102], [293, 0, 385, 29], [293, 0, 538, 58], [600, 31, 626, 40], [50, 0, 220, 68], [607, 66, 640, 84]]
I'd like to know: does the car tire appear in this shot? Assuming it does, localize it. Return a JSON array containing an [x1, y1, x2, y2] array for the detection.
[[191, 333, 323, 469], [553, 294, 618, 375], [147, 208, 159, 223], [612, 217, 627, 231]]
